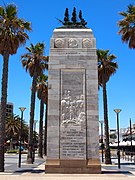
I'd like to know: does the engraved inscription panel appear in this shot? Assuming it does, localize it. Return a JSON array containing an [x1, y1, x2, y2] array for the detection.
[[60, 125, 86, 159], [60, 69, 86, 159]]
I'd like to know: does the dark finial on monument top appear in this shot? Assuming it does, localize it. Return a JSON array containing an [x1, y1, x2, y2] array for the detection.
[[64, 8, 70, 25], [57, 7, 88, 29], [79, 10, 87, 27], [79, 10, 83, 20], [71, 7, 77, 24]]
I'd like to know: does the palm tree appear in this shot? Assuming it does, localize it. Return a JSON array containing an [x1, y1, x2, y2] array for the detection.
[[0, 4, 31, 171], [97, 49, 118, 164], [44, 87, 48, 156], [5, 114, 28, 150], [21, 43, 48, 163], [118, 4, 135, 49], [5, 114, 20, 150], [36, 74, 48, 158]]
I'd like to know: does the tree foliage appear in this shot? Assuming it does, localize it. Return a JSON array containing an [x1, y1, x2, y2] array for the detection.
[[0, 3, 31, 172], [98, 49, 118, 86], [118, 4, 135, 49], [36, 74, 48, 158], [5, 114, 20, 139], [97, 49, 118, 164], [21, 42, 48, 163], [5, 114, 28, 146], [36, 74, 48, 103], [0, 4, 31, 55]]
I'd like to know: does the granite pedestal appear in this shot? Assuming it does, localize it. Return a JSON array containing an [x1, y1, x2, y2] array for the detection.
[[46, 28, 101, 173]]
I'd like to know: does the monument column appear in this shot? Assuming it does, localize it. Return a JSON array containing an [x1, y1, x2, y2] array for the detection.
[[46, 28, 101, 173]]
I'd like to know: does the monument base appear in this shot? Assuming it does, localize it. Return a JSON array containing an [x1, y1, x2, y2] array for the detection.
[[45, 159, 101, 174]]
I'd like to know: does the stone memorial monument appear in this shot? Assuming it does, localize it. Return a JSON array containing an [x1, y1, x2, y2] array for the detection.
[[45, 8, 101, 173]]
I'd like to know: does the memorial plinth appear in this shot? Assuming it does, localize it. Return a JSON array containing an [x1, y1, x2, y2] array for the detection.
[[46, 28, 101, 173]]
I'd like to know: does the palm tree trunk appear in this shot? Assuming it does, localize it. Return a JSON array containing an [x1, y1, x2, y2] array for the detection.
[[103, 80, 112, 164], [0, 53, 9, 172], [44, 103, 48, 156], [38, 99, 44, 158], [27, 74, 37, 164]]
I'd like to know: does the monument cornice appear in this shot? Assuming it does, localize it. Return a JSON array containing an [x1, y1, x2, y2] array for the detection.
[[54, 28, 92, 32]]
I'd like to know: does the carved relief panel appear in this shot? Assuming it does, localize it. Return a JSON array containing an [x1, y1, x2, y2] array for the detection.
[[82, 38, 92, 48], [54, 38, 64, 48], [68, 38, 78, 48], [61, 69, 86, 125], [54, 38, 93, 48]]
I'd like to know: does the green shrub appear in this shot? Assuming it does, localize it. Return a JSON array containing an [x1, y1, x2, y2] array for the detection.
[[6, 149, 18, 154]]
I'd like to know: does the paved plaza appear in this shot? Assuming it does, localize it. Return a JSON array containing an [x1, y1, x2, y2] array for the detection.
[[0, 154, 135, 179]]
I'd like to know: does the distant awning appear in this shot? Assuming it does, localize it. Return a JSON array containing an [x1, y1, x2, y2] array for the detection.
[[110, 140, 135, 147]]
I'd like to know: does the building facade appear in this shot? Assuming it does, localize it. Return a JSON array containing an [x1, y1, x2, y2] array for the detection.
[[0, 102, 14, 117]]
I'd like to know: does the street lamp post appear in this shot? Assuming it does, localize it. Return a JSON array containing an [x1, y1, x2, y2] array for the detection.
[[114, 109, 121, 169], [99, 120, 104, 162], [33, 120, 38, 163], [130, 118, 133, 160], [18, 107, 26, 168]]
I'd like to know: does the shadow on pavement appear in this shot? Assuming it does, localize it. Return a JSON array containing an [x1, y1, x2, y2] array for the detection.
[[102, 170, 133, 175], [14, 169, 45, 174]]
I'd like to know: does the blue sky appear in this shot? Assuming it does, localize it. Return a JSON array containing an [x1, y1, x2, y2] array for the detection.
[[0, 0, 135, 132]]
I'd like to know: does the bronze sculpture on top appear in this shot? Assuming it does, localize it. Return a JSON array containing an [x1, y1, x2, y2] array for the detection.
[[57, 7, 87, 28]]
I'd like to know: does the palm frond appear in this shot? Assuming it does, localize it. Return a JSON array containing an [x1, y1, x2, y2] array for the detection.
[[97, 49, 118, 85], [6, 4, 17, 18], [0, 6, 4, 16], [118, 4, 135, 49]]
